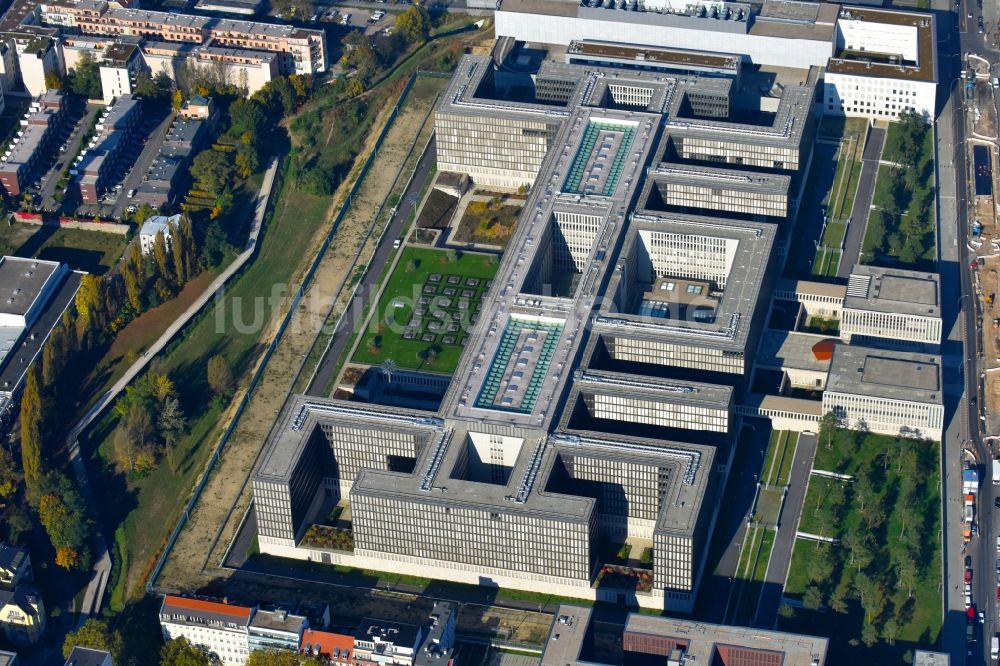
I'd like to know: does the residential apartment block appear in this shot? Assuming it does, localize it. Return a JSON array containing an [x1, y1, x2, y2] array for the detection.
[[0, 586, 45, 645], [74, 94, 141, 203], [159, 596, 254, 666], [135, 114, 210, 207], [0, 91, 66, 197], [0, 544, 32, 590], [39, 0, 328, 75], [247, 609, 307, 655]]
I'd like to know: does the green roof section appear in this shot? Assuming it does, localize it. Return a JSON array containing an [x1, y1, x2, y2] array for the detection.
[[475, 317, 564, 413], [562, 119, 637, 197]]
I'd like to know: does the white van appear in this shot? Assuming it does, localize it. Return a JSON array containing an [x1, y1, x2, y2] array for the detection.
[[994, 77, 1000, 89], [992, 635, 999, 660]]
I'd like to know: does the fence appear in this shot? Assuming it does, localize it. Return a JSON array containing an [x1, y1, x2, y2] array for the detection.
[[147, 72, 427, 593]]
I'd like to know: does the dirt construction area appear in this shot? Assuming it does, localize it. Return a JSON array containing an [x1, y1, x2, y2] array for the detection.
[[156, 75, 450, 593]]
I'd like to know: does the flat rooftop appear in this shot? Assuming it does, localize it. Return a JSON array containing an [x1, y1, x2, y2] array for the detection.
[[648, 163, 790, 196], [0, 257, 60, 318], [757, 330, 836, 373], [250, 609, 307, 634], [623, 614, 828, 665], [827, 7, 936, 82], [844, 265, 940, 318], [540, 606, 592, 666], [826, 344, 942, 404], [567, 40, 741, 71]]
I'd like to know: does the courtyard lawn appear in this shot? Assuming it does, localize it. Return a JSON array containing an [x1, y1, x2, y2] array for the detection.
[[781, 430, 942, 661], [797, 475, 849, 538], [353, 246, 499, 372], [762, 431, 797, 487], [733, 525, 776, 625], [811, 247, 841, 278], [821, 220, 847, 249]]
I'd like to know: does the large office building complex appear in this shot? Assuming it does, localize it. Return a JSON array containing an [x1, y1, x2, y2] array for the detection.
[[252, 45, 818, 612]]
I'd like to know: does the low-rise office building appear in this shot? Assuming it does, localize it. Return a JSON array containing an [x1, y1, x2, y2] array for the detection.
[[841, 264, 942, 345], [0, 91, 66, 197], [75, 94, 141, 203], [824, 7, 937, 120], [159, 595, 253, 666], [0, 257, 80, 423], [822, 344, 943, 440], [539, 605, 828, 666]]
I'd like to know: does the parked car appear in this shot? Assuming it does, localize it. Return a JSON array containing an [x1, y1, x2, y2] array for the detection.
[[967, 568, 974, 583], [127, 188, 136, 198], [393, 237, 402, 249]]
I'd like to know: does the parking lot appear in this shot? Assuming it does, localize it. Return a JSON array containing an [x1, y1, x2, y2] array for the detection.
[[72, 107, 173, 220]]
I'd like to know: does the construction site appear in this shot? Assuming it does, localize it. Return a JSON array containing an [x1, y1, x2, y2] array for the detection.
[[965, 54, 1000, 435]]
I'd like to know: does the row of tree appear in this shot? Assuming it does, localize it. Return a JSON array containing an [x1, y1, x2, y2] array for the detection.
[[863, 109, 934, 266], [784, 419, 934, 648]]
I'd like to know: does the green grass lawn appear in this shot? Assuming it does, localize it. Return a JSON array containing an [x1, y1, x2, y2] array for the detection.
[[762, 431, 798, 487], [89, 164, 337, 605], [754, 488, 784, 526], [822, 220, 847, 248], [733, 526, 776, 625], [782, 430, 941, 660], [811, 247, 841, 277], [797, 475, 849, 537], [352, 246, 499, 372], [0, 223, 128, 274], [827, 150, 861, 221]]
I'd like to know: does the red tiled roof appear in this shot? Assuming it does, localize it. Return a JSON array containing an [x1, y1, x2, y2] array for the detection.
[[301, 629, 355, 659], [162, 595, 253, 620]]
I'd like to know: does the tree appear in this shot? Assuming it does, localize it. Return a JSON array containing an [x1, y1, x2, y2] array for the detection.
[[247, 650, 323, 665], [207, 355, 233, 397], [897, 555, 918, 598], [229, 98, 267, 139], [803, 584, 822, 610], [36, 473, 91, 568], [55, 546, 79, 569], [172, 89, 184, 111], [0, 448, 18, 499], [396, 5, 430, 42], [818, 410, 842, 451], [300, 166, 334, 196], [154, 231, 173, 283], [882, 616, 899, 645], [19, 364, 43, 487], [75, 275, 104, 331], [63, 619, 124, 662], [236, 142, 260, 179], [861, 623, 879, 647], [828, 587, 848, 614], [121, 259, 143, 311], [161, 637, 217, 666], [777, 603, 795, 619], [190, 150, 236, 197], [345, 78, 365, 98], [69, 52, 103, 99], [134, 71, 172, 101], [44, 69, 62, 90]]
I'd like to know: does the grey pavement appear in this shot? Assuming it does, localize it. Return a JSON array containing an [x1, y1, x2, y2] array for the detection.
[[306, 135, 438, 395], [110, 110, 175, 219], [754, 433, 817, 628], [66, 156, 280, 620], [39, 101, 96, 211], [837, 126, 885, 278]]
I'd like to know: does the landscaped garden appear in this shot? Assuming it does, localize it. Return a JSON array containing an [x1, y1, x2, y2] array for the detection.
[[595, 564, 653, 593], [453, 196, 523, 247], [353, 246, 500, 372], [301, 524, 354, 552], [416, 189, 459, 229], [863, 110, 935, 267], [780, 424, 941, 660]]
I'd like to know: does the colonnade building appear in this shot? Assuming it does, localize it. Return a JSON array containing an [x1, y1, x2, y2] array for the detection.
[[253, 50, 816, 612]]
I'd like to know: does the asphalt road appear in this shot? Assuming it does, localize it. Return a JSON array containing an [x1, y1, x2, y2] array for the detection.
[[306, 135, 438, 396], [110, 110, 175, 218], [837, 126, 885, 278]]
